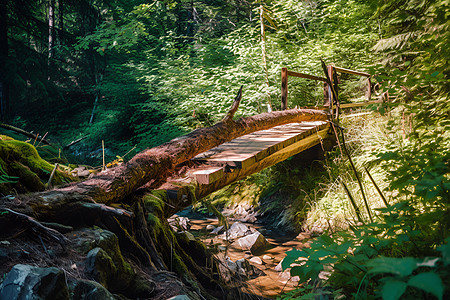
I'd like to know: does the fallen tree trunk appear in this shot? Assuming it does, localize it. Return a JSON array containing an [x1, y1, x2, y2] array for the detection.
[[17, 107, 329, 219]]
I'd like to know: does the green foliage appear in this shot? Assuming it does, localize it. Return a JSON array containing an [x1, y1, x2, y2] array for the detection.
[[0, 163, 18, 184], [281, 208, 449, 299], [280, 1, 449, 297]]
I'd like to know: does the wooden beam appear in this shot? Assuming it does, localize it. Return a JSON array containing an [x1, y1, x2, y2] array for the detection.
[[192, 167, 224, 185], [286, 70, 327, 82], [333, 66, 370, 77], [338, 99, 383, 109]]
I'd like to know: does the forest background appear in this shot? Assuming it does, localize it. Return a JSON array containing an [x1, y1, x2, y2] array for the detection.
[[0, 0, 448, 299]]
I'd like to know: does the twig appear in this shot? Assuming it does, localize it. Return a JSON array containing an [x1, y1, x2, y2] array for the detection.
[[222, 85, 243, 122], [47, 163, 58, 188], [341, 180, 364, 224], [63, 136, 88, 150], [36, 132, 48, 148], [364, 167, 389, 207], [329, 121, 344, 160], [0, 123, 53, 146], [0, 207, 68, 249], [33, 132, 39, 146], [339, 129, 373, 223], [102, 140, 105, 170]]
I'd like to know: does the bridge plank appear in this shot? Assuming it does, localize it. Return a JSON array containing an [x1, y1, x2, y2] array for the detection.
[[162, 127, 331, 197], [191, 121, 329, 184]]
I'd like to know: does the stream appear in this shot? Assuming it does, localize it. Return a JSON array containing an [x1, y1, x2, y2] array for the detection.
[[172, 209, 312, 298]]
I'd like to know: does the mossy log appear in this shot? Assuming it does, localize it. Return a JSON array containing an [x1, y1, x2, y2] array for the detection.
[[11, 108, 329, 219], [0, 135, 73, 194]]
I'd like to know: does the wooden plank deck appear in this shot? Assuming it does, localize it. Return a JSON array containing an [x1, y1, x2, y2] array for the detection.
[[191, 121, 329, 184]]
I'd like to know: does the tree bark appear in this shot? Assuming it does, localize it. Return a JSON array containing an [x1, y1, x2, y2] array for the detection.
[[0, 0, 9, 121], [48, 0, 55, 61], [15, 108, 329, 219]]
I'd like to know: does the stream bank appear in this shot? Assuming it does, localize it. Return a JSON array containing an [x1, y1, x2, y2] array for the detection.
[[170, 205, 314, 298]]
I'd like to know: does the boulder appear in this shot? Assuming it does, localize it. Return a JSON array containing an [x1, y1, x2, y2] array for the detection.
[[167, 296, 191, 300], [235, 258, 265, 278], [76, 228, 154, 298], [85, 247, 118, 289], [72, 280, 117, 300], [274, 260, 283, 272], [0, 264, 69, 300], [232, 232, 270, 252], [218, 222, 251, 240]]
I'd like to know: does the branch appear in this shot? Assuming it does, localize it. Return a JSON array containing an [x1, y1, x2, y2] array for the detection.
[[0, 123, 53, 146], [222, 85, 243, 122], [0, 207, 68, 248]]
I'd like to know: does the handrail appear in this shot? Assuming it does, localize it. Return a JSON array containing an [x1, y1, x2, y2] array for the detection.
[[281, 67, 326, 110], [286, 70, 327, 82], [281, 64, 377, 119], [333, 66, 370, 77]]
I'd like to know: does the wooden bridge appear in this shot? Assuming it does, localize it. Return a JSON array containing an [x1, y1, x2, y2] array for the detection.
[[158, 63, 384, 205]]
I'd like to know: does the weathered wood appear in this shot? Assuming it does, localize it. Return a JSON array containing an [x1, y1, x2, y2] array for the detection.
[[193, 121, 328, 170], [192, 167, 225, 185], [338, 99, 383, 109], [0, 123, 52, 146], [333, 66, 370, 77], [281, 68, 288, 110], [160, 127, 332, 215], [222, 85, 243, 122], [286, 70, 327, 82], [15, 107, 329, 219]]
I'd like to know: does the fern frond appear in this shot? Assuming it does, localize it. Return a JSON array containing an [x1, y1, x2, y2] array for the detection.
[[372, 31, 420, 51]]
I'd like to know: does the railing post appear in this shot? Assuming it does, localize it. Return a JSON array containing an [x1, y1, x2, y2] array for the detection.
[[323, 82, 330, 107], [281, 67, 288, 110], [327, 65, 334, 116], [367, 77, 372, 101]]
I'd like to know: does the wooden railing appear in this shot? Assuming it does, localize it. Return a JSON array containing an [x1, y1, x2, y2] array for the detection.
[[281, 64, 381, 119]]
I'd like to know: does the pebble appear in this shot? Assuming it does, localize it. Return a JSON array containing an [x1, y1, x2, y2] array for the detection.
[[262, 255, 272, 260], [249, 257, 263, 265]]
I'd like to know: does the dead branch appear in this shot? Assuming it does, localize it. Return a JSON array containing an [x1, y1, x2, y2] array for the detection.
[[222, 85, 243, 122], [0, 123, 53, 146]]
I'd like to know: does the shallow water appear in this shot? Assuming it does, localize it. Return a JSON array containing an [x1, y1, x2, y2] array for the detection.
[[188, 217, 311, 298]]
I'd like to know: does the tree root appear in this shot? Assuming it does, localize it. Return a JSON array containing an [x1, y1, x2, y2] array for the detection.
[[0, 207, 68, 249]]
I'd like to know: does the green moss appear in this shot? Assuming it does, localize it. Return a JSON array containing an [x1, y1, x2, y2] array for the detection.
[[9, 161, 45, 191], [146, 213, 162, 233], [143, 190, 167, 216], [0, 135, 74, 192], [171, 252, 189, 277]]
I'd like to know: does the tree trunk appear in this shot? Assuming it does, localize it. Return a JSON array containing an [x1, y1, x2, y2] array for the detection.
[[14, 108, 329, 219], [48, 0, 55, 79], [58, 0, 63, 42], [0, 0, 9, 121]]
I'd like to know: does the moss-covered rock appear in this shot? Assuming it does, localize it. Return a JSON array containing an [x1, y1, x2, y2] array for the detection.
[[72, 227, 155, 298], [0, 135, 74, 194]]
